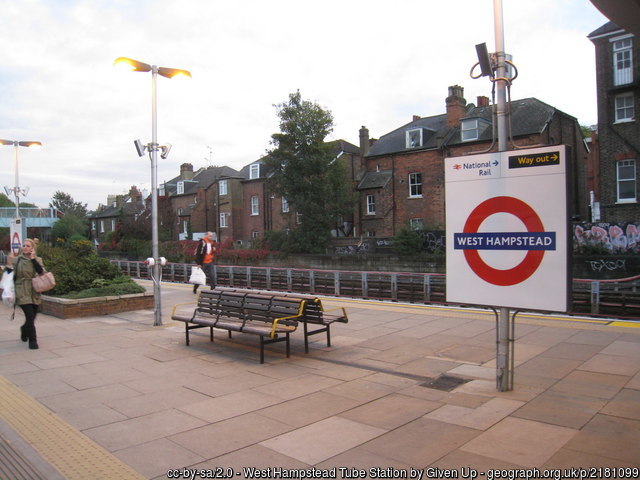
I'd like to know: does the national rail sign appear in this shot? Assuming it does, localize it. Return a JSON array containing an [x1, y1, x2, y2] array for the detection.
[[445, 145, 569, 312]]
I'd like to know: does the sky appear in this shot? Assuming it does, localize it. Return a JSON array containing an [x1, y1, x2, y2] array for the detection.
[[0, 0, 610, 211]]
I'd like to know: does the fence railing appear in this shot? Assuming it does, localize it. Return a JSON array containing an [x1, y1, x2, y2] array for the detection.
[[111, 260, 640, 319]]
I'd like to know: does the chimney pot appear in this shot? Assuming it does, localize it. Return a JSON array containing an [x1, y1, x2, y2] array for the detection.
[[445, 85, 467, 127], [477, 96, 490, 107]]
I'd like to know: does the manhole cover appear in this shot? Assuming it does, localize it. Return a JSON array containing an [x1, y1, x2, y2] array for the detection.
[[421, 375, 469, 392]]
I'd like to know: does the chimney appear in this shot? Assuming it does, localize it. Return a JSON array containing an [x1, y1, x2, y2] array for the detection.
[[413, 115, 421, 122], [128, 185, 141, 201], [477, 96, 490, 107], [180, 163, 194, 180], [445, 85, 467, 127], [359, 126, 370, 157]]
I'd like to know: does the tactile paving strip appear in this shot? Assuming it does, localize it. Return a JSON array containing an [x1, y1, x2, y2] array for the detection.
[[0, 375, 144, 480]]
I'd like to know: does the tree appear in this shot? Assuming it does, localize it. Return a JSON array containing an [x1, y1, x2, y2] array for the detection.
[[52, 214, 88, 242], [0, 193, 14, 207], [50, 191, 88, 218], [264, 91, 354, 253]]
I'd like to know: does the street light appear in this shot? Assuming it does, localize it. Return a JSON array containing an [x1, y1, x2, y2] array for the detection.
[[114, 57, 191, 327], [0, 139, 42, 219]]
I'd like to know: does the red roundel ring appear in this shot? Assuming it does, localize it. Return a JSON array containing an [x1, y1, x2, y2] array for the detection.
[[462, 196, 545, 286]]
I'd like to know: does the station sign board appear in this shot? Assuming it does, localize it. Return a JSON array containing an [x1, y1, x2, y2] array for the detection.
[[10, 218, 25, 257], [445, 145, 569, 312]]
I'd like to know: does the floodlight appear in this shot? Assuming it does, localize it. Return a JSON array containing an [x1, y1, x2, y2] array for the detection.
[[134, 139, 146, 157], [475, 43, 493, 77], [160, 143, 172, 159]]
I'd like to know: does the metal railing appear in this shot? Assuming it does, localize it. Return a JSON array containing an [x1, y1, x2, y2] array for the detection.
[[111, 260, 640, 319]]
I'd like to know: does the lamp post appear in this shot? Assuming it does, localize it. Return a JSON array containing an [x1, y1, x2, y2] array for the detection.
[[114, 57, 191, 326], [0, 139, 41, 219]]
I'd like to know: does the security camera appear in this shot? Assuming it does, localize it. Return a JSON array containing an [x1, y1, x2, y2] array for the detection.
[[134, 139, 146, 157], [160, 143, 172, 159]]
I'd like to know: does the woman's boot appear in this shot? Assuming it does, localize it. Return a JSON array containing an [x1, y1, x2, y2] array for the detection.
[[20, 324, 28, 342], [28, 325, 38, 350]]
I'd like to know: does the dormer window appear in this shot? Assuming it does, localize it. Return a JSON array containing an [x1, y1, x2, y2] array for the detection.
[[250, 163, 260, 179], [406, 128, 423, 148], [177, 181, 184, 195], [461, 118, 490, 142], [461, 119, 479, 141]]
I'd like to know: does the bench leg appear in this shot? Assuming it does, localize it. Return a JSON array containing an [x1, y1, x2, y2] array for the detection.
[[326, 324, 331, 348], [185, 324, 190, 346], [210, 326, 214, 342], [304, 322, 309, 353], [260, 337, 265, 364], [286, 332, 291, 358]]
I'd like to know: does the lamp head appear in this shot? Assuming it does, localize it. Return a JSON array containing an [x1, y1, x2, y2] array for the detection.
[[114, 57, 152, 73], [157, 67, 192, 79]]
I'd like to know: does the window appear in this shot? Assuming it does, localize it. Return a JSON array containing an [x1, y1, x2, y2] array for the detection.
[[366, 194, 376, 215], [281, 197, 289, 213], [366, 231, 376, 237], [617, 159, 637, 203], [251, 195, 259, 215], [249, 163, 260, 179], [405, 128, 423, 148], [219, 180, 227, 196], [111, 219, 116, 231], [177, 181, 184, 195], [612, 37, 633, 86], [410, 218, 424, 230], [251, 231, 260, 239], [296, 213, 303, 224], [220, 212, 228, 228], [91, 220, 96, 231], [183, 221, 188, 234], [615, 93, 634, 122], [409, 172, 422, 197], [461, 119, 479, 141], [100, 220, 104, 233]]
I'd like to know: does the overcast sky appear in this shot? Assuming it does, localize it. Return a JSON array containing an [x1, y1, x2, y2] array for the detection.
[[0, 0, 609, 211]]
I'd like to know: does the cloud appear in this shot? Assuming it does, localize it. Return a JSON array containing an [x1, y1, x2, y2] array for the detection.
[[0, 0, 608, 210]]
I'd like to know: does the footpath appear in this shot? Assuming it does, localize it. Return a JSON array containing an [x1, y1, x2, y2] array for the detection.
[[0, 280, 638, 479]]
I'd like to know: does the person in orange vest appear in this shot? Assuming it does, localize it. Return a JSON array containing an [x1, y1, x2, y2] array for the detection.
[[193, 231, 217, 294]]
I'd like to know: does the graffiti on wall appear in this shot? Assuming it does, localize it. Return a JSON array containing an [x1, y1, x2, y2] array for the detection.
[[574, 222, 640, 254]]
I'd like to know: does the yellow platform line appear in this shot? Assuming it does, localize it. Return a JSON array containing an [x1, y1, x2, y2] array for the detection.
[[0, 376, 144, 480]]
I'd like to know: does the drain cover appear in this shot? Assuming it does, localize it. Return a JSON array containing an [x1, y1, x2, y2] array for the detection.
[[421, 375, 469, 392]]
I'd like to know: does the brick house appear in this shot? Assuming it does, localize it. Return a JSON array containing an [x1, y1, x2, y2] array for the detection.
[[88, 186, 146, 244], [357, 85, 589, 238], [161, 163, 239, 240], [588, 22, 640, 223], [235, 140, 362, 246]]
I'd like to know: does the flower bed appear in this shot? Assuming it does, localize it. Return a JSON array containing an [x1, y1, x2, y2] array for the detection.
[[41, 292, 154, 319]]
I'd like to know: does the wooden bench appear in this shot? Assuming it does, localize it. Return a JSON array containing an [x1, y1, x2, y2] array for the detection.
[[222, 289, 349, 353], [171, 289, 304, 363]]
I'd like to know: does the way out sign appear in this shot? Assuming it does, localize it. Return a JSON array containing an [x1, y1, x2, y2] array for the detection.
[[445, 145, 569, 312]]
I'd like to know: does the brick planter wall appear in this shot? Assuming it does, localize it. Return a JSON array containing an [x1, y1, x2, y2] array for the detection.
[[41, 292, 154, 319]]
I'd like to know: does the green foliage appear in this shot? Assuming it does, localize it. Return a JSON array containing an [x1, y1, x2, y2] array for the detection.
[[52, 213, 88, 241], [393, 228, 424, 256], [264, 91, 354, 253], [50, 191, 88, 217], [37, 243, 122, 295], [119, 238, 150, 260], [59, 278, 145, 299], [0, 193, 14, 207]]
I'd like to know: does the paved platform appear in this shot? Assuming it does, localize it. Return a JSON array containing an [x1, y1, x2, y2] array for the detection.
[[0, 280, 639, 479]]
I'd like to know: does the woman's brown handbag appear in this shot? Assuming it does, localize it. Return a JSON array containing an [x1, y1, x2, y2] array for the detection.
[[32, 272, 56, 293]]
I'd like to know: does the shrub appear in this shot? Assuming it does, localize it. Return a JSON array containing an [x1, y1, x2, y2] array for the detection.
[[59, 279, 145, 299], [37, 243, 122, 295], [393, 228, 424, 256]]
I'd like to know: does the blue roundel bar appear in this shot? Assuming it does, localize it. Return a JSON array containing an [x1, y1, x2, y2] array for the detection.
[[454, 232, 556, 250]]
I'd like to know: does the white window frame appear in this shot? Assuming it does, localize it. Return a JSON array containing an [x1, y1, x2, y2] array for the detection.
[[366, 194, 376, 215], [183, 220, 188, 234], [409, 172, 423, 198], [617, 159, 637, 203], [405, 128, 423, 148], [612, 36, 633, 86], [91, 220, 96, 231], [250, 195, 259, 215], [220, 212, 228, 228], [177, 181, 184, 195], [281, 197, 289, 213], [111, 219, 116, 231], [100, 220, 105, 233], [219, 179, 228, 196], [251, 231, 260, 239], [461, 119, 479, 141], [249, 163, 260, 179], [296, 213, 303, 224], [615, 93, 635, 123]]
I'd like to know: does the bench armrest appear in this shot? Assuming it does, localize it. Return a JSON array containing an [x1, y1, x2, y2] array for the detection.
[[271, 313, 302, 338], [171, 301, 198, 319], [319, 303, 349, 322]]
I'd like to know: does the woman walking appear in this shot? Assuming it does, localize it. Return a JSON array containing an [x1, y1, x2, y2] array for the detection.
[[9, 239, 45, 350]]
